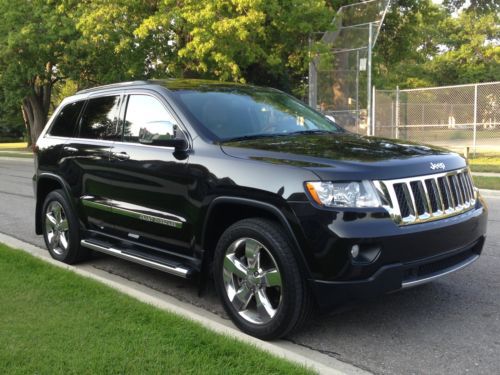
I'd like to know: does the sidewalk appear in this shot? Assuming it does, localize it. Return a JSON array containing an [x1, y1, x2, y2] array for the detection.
[[472, 172, 500, 177], [0, 150, 32, 155]]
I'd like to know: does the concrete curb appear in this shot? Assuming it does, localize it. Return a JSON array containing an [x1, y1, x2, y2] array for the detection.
[[480, 189, 500, 198], [472, 172, 500, 177], [0, 156, 33, 162], [0, 150, 32, 154], [0, 232, 371, 375]]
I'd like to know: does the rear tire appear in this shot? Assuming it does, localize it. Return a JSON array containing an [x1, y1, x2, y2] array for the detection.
[[41, 189, 88, 264], [213, 218, 311, 340]]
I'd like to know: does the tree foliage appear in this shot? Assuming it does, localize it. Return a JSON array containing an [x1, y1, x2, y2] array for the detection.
[[69, 0, 156, 86], [134, 0, 334, 92], [373, 0, 499, 89], [0, 0, 497, 143]]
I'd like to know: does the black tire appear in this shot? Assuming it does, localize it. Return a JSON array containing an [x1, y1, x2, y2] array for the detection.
[[41, 189, 88, 264], [213, 218, 311, 340]]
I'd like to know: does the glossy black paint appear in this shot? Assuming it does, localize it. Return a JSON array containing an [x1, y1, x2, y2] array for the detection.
[[221, 133, 466, 180], [34, 80, 488, 307]]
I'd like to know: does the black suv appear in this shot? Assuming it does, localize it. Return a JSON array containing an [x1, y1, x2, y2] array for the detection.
[[34, 80, 487, 339]]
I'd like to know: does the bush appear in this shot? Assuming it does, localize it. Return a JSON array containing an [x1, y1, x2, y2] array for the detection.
[[0, 115, 25, 142]]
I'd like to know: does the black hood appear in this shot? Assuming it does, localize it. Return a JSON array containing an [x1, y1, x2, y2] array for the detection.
[[220, 132, 466, 180]]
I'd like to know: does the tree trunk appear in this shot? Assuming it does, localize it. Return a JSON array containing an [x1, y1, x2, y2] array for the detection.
[[21, 105, 32, 148], [22, 81, 52, 146]]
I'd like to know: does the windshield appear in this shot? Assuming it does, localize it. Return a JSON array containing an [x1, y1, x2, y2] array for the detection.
[[172, 87, 342, 141]]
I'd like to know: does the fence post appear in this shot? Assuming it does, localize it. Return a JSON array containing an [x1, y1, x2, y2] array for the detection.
[[395, 85, 400, 139], [308, 36, 317, 109], [356, 50, 360, 131], [391, 94, 395, 138], [372, 85, 376, 136], [473, 84, 478, 157]]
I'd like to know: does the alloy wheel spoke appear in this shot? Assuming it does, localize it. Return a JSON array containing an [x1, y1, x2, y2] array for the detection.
[[59, 219, 69, 232], [245, 240, 261, 270], [46, 212, 57, 228], [232, 284, 253, 311], [255, 289, 276, 320], [262, 268, 282, 288], [224, 254, 248, 279], [59, 233, 68, 250]]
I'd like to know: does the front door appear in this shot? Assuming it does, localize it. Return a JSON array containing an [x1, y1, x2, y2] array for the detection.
[[107, 93, 194, 257], [60, 94, 123, 234]]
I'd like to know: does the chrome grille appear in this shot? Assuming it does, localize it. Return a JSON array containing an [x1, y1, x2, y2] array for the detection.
[[375, 168, 477, 225]]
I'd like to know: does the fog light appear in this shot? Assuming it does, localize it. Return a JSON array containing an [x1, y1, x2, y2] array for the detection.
[[351, 244, 360, 258], [350, 244, 382, 264]]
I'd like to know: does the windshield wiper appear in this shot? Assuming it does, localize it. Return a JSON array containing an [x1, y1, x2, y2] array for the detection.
[[220, 129, 338, 143], [286, 129, 337, 136], [220, 133, 288, 143]]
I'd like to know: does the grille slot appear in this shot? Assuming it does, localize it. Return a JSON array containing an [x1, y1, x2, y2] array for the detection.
[[394, 183, 411, 218], [376, 168, 476, 225], [410, 181, 426, 216], [437, 177, 451, 209], [425, 179, 439, 212]]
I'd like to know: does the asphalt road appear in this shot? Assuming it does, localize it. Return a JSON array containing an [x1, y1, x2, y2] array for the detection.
[[1, 157, 499, 375]]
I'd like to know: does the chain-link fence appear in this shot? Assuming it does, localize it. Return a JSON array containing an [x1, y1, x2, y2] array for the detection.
[[309, 0, 390, 135], [372, 82, 500, 152]]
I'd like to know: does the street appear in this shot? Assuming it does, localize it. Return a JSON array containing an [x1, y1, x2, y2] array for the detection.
[[1, 157, 499, 375]]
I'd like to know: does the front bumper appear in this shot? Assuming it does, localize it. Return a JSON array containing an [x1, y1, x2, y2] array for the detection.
[[309, 236, 484, 309], [290, 196, 488, 309]]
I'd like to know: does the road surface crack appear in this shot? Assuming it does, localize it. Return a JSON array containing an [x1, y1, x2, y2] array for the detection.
[[283, 337, 341, 357]]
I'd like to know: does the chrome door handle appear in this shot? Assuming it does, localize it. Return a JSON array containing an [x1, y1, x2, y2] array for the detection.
[[112, 152, 130, 160], [63, 146, 78, 152]]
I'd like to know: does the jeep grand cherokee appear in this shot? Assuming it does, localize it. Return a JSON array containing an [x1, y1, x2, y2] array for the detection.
[[34, 80, 488, 339]]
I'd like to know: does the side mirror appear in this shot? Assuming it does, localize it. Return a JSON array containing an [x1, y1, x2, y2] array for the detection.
[[138, 121, 188, 151], [325, 115, 336, 123]]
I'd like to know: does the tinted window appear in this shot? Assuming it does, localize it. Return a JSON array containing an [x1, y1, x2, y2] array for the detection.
[[123, 95, 177, 143], [173, 88, 342, 141], [49, 101, 84, 137], [79, 96, 121, 140]]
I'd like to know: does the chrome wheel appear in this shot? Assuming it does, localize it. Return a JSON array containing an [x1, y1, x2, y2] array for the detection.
[[223, 237, 283, 325], [45, 201, 69, 256]]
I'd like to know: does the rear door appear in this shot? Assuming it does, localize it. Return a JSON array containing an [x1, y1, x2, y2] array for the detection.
[[59, 93, 123, 233], [107, 92, 194, 257]]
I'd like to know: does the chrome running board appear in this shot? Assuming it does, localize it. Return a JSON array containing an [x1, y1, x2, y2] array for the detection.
[[81, 239, 192, 278]]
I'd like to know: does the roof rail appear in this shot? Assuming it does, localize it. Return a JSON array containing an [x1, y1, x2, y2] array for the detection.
[[76, 80, 151, 95]]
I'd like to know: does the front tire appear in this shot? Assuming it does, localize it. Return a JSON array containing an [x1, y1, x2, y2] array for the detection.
[[41, 189, 88, 264], [213, 218, 311, 340]]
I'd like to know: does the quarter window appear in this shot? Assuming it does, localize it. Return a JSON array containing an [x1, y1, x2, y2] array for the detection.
[[49, 101, 84, 137], [79, 96, 121, 140], [123, 95, 177, 143]]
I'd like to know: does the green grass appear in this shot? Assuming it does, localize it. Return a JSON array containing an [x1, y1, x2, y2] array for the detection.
[[0, 244, 311, 375], [0, 142, 32, 158], [473, 176, 500, 190], [0, 151, 33, 158], [468, 153, 500, 173]]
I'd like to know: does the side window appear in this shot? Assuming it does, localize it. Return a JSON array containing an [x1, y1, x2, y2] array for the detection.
[[49, 101, 84, 137], [79, 95, 121, 140], [123, 95, 178, 143]]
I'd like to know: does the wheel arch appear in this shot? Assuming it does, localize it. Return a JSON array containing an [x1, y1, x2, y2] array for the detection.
[[35, 173, 77, 235], [201, 197, 312, 278]]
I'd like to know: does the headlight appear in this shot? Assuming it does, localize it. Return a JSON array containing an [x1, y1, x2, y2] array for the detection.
[[305, 180, 382, 208]]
